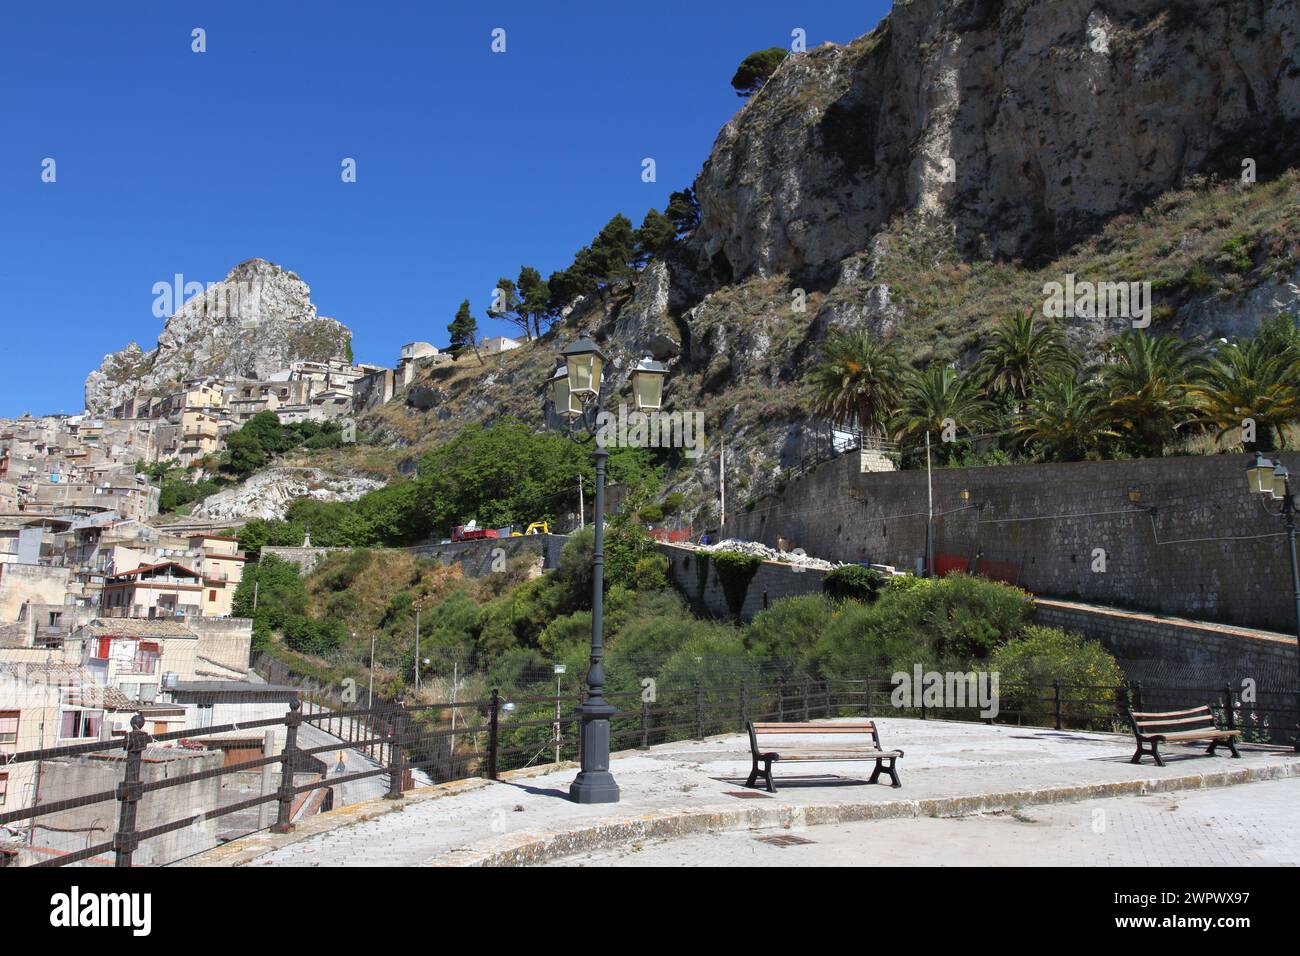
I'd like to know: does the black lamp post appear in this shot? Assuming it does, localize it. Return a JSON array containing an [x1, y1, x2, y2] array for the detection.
[[1245, 451, 1300, 750], [548, 334, 666, 804]]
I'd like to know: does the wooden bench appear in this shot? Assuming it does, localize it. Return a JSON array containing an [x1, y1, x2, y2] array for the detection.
[[746, 720, 904, 793], [1130, 705, 1241, 766]]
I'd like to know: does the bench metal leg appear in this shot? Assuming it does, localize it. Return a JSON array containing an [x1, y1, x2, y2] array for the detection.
[[868, 758, 902, 788], [1211, 738, 1242, 759], [747, 757, 776, 793], [1131, 740, 1165, 767]]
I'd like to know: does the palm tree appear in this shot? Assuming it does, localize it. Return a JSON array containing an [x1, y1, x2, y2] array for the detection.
[[978, 312, 1078, 404], [1015, 373, 1115, 461], [1188, 337, 1300, 451], [1100, 331, 1199, 457], [808, 331, 904, 437], [894, 362, 991, 443]]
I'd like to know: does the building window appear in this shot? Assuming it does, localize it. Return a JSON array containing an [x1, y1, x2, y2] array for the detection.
[[132, 642, 160, 674], [0, 773, 7, 806], [0, 711, 18, 745], [209, 589, 217, 602], [59, 709, 103, 739]]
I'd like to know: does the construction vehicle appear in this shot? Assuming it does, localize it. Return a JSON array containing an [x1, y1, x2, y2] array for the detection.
[[450, 520, 499, 542], [510, 521, 550, 537]]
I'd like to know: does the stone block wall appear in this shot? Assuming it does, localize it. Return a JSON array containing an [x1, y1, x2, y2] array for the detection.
[[659, 543, 829, 621], [725, 452, 1300, 633]]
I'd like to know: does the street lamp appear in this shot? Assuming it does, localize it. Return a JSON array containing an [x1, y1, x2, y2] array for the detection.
[[545, 333, 667, 804], [1245, 452, 1300, 750], [553, 663, 566, 766]]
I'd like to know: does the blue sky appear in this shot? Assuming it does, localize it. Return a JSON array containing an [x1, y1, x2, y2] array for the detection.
[[0, 1, 890, 416]]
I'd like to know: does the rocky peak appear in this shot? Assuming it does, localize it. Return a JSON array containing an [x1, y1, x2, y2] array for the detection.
[[85, 259, 352, 414]]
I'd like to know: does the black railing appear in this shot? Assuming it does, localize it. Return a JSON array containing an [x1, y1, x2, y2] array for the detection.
[[1, 674, 1291, 867]]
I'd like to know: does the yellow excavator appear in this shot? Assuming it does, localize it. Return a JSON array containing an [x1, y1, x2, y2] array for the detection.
[[510, 521, 550, 536]]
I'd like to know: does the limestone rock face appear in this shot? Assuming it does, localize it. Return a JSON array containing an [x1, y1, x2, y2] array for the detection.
[[190, 467, 384, 523], [85, 259, 352, 413], [688, 0, 1300, 281]]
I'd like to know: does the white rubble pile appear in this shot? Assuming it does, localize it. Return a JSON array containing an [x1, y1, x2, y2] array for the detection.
[[192, 467, 385, 522], [692, 538, 840, 571]]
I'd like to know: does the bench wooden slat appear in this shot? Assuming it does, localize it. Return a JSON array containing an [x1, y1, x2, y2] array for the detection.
[[752, 724, 874, 733], [1134, 714, 1217, 729], [1151, 729, 1239, 742], [1131, 706, 1211, 719], [774, 751, 904, 761]]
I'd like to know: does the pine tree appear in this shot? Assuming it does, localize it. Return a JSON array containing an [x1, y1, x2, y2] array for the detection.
[[731, 48, 788, 96], [447, 299, 482, 364]]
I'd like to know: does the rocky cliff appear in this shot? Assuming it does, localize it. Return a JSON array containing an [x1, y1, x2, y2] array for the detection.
[[359, 0, 1300, 523], [86, 259, 352, 414], [689, 0, 1300, 282]]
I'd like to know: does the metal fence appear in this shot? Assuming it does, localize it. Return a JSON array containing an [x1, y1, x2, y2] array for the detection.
[[0, 673, 1290, 867]]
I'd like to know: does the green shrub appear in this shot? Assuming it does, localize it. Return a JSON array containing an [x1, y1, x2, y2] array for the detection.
[[316, 549, 372, 591], [885, 574, 929, 593], [808, 574, 1033, 678], [990, 625, 1126, 727], [745, 594, 837, 666], [810, 600, 940, 679], [632, 553, 669, 592], [917, 573, 1034, 661], [823, 565, 884, 603], [538, 611, 594, 658], [282, 614, 345, 654]]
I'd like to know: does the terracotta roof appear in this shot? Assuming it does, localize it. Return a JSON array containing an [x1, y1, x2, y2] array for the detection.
[[81, 619, 196, 638], [109, 561, 199, 580], [0, 661, 135, 709]]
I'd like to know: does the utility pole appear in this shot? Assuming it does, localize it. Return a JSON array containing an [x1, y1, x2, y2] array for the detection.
[[368, 634, 376, 708], [719, 438, 726, 532], [449, 661, 458, 757], [578, 474, 585, 530], [413, 604, 421, 693], [925, 431, 934, 578]]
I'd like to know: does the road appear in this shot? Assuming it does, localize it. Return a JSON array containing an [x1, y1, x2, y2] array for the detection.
[[547, 777, 1300, 867]]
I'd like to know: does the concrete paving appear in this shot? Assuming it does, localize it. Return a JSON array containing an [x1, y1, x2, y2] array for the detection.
[[550, 777, 1300, 866], [183, 717, 1300, 867]]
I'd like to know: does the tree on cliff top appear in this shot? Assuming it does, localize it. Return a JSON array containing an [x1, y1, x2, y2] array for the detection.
[[731, 47, 788, 96], [448, 299, 482, 364]]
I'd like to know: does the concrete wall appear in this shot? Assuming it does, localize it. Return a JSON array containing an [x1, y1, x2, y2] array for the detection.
[[410, 534, 563, 575], [659, 543, 830, 622], [33, 748, 222, 865], [260, 546, 350, 575], [1035, 598, 1298, 685], [725, 452, 1300, 633], [189, 617, 254, 679], [0, 564, 70, 621], [264, 535, 565, 579]]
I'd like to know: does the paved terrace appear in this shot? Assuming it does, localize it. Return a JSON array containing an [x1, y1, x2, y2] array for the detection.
[[185, 718, 1300, 867]]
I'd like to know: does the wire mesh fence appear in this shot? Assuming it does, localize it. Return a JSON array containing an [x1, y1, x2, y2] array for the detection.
[[1, 666, 1293, 867]]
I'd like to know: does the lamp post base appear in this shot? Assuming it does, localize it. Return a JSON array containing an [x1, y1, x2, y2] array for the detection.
[[569, 771, 621, 804], [569, 703, 620, 804]]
